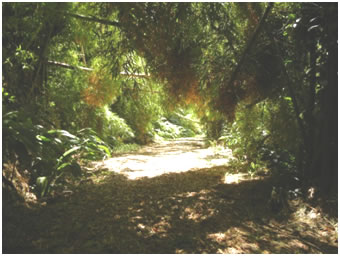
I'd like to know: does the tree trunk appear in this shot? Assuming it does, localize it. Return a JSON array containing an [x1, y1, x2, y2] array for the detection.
[[311, 4, 338, 195], [304, 39, 317, 179]]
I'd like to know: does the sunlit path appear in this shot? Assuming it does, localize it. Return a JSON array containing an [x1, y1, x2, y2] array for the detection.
[[4, 137, 337, 254], [92, 137, 234, 179]]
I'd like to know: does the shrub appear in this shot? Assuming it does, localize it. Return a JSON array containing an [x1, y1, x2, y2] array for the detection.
[[3, 110, 112, 198]]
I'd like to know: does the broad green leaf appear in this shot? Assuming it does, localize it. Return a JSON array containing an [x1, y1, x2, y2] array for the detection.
[[48, 129, 78, 139], [97, 145, 111, 157], [61, 146, 81, 159]]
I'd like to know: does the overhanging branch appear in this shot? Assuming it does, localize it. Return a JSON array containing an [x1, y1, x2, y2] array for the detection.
[[66, 12, 120, 27], [47, 60, 150, 79], [226, 2, 274, 98]]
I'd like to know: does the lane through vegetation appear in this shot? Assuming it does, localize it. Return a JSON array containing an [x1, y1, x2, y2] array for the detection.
[[3, 139, 337, 253], [2, 2, 337, 254]]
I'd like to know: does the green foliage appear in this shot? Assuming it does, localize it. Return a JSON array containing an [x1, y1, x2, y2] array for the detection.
[[221, 99, 298, 177], [154, 118, 187, 139], [100, 106, 135, 145], [2, 2, 69, 106], [2, 2, 337, 199], [167, 108, 203, 135], [116, 2, 205, 103], [3, 110, 112, 197], [111, 79, 165, 144], [153, 108, 202, 139]]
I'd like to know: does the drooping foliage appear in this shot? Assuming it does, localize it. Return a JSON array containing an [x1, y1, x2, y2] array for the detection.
[[2, 2, 337, 200], [217, 3, 337, 194], [116, 3, 204, 105]]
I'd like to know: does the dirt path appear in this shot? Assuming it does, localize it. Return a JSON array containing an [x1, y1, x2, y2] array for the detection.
[[91, 137, 234, 179], [3, 138, 338, 253]]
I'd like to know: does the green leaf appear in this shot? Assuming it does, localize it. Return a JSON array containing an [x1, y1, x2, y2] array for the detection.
[[3, 111, 18, 119], [288, 14, 296, 20], [308, 25, 320, 32], [57, 162, 72, 171], [61, 146, 81, 159], [97, 145, 111, 157], [53, 138, 62, 144], [36, 135, 51, 142], [48, 129, 78, 139]]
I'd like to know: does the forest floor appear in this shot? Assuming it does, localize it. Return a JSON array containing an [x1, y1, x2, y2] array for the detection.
[[3, 137, 338, 253]]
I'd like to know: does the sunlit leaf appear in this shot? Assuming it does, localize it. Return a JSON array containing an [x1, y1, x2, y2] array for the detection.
[[307, 24, 320, 32], [61, 146, 81, 159], [57, 162, 72, 171], [36, 135, 51, 142], [48, 129, 78, 140], [97, 145, 111, 157]]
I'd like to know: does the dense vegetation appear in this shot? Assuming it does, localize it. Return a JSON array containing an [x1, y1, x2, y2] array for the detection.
[[2, 2, 338, 253]]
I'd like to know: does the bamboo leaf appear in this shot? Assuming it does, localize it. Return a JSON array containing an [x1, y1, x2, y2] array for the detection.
[[36, 135, 51, 142], [57, 162, 72, 171], [61, 146, 81, 159], [97, 145, 111, 157]]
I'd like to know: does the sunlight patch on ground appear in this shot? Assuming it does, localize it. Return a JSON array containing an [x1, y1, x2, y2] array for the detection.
[[92, 138, 234, 180], [207, 232, 227, 242], [223, 173, 248, 184]]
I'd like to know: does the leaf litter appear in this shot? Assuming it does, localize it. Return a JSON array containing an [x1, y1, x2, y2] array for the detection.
[[3, 138, 338, 253]]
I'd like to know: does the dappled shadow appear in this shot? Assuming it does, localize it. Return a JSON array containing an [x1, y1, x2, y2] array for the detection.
[[4, 166, 337, 253], [3, 138, 337, 253]]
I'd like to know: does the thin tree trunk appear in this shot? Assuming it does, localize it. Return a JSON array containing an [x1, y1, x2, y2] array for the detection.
[[271, 35, 309, 179], [306, 40, 317, 178], [312, 3, 338, 195], [318, 38, 337, 195]]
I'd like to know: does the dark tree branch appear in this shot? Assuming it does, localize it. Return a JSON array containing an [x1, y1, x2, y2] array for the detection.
[[226, 2, 274, 98], [66, 12, 120, 27], [119, 71, 151, 79], [281, 61, 308, 145]]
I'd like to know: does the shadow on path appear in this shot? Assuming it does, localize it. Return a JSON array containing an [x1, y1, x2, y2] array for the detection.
[[3, 138, 338, 253], [3, 166, 338, 253]]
